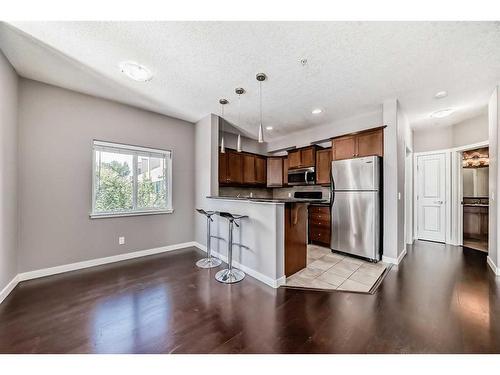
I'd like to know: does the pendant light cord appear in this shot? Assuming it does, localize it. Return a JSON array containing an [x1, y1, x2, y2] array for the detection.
[[238, 93, 241, 124], [259, 81, 263, 126], [221, 102, 224, 132]]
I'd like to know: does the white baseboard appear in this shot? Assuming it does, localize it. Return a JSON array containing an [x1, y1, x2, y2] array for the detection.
[[194, 242, 285, 288], [487, 256, 500, 276], [0, 275, 19, 305], [382, 248, 407, 265], [0, 241, 197, 305], [18, 241, 196, 282]]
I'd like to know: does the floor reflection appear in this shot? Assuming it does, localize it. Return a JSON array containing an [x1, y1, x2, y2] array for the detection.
[[92, 285, 170, 353]]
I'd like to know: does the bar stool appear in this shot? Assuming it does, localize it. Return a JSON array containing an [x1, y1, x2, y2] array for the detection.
[[195, 209, 222, 268], [215, 212, 248, 284]]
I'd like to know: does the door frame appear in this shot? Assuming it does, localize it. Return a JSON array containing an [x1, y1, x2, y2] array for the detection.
[[414, 151, 450, 243], [413, 140, 488, 245], [451, 141, 489, 247]]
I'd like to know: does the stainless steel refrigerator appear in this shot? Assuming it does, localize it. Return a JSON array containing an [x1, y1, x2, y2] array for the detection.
[[330, 156, 381, 261]]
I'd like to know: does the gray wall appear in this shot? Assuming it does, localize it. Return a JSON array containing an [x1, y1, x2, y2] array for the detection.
[[413, 113, 489, 152], [0, 51, 18, 290], [17, 79, 195, 272]]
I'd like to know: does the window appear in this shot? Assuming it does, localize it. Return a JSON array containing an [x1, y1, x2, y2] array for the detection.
[[91, 140, 172, 218]]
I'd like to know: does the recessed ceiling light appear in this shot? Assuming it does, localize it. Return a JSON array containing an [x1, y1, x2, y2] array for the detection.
[[266, 126, 273, 130], [430, 108, 455, 119], [434, 90, 448, 99], [312, 108, 323, 115], [119, 61, 153, 82]]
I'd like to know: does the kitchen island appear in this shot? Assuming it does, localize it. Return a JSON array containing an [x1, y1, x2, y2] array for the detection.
[[204, 196, 327, 288]]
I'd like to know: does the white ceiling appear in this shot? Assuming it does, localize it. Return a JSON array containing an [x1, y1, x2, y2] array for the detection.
[[1, 21, 499, 140]]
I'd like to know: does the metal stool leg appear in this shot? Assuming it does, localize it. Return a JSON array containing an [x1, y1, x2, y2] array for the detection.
[[215, 219, 245, 283], [196, 214, 222, 268]]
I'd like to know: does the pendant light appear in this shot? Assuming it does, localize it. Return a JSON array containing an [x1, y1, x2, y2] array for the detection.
[[256, 73, 266, 143], [235, 87, 245, 152], [219, 98, 228, 153]]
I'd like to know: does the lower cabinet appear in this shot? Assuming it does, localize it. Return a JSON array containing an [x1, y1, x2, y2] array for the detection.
[[308, 205, 331, 246], [463, 206, 488, 240]]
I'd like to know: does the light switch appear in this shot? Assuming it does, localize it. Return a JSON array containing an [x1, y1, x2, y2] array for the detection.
[[119, 236, 125, 245]]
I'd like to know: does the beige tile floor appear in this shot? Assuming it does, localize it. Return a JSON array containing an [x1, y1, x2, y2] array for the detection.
[[285, 245, 388, 293]]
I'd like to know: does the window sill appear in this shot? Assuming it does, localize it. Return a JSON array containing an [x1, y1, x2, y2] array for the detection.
[[89, 209, 174, 219]]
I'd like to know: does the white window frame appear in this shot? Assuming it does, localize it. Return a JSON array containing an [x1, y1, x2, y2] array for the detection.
[[90, 140, 173, 219]]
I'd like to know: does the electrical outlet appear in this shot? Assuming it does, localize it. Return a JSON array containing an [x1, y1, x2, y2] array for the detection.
[[119, 236, 125, 245]]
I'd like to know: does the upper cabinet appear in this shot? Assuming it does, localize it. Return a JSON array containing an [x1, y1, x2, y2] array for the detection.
[[220, 149, 266, 186], [288, 146, 317, 169], [255, 156, 267, 185], [332, 128, 384, 160], [226, 150, 243, 184], [316, 149, 332, 185], [288, 150, 301, 169], [283, 157, 289, 186], [267, 157, 283, 187]]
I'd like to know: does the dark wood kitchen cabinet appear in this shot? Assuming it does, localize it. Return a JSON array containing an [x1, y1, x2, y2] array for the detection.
[[283, 157, 289, 185], [357, 129, 383, 157], [288, 150, 301, 169], [287, 146, 317, 169], [332, 135, 356, 160], [463, 206, 489, 240], [242, 154, 256, 184], [308, 205, 331, 246], [226, 150, 243, 184], [255, 156, 267, 185], [267, 157, 284, 187], [316, 149, 332, 185], [219, 149, 243, 185], [219, 151, 228, 183], [332, 127, 384, 160], [220, 149, 266, 186]]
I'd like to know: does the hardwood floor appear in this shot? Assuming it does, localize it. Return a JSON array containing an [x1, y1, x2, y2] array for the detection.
[[1, 240, 500, 353]]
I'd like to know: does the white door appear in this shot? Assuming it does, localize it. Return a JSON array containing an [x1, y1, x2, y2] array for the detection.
[[417, 153, 447, 242]]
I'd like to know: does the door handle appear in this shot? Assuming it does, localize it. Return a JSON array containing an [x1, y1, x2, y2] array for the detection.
[[434, 200, 444, 204]]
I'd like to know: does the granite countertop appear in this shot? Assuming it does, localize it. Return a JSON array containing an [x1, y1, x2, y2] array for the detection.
[[207, 196, 329, 204]]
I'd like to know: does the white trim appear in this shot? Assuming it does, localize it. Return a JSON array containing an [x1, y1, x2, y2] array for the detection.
[[414, 141, 489, 156], [487, 256, 500, 276], [93, 140, 172, 156], [0, 275, 20, 305], [414, 152, 449, 243], [91, 139, 173, 218], [382, 248, 407, 265], [193, 242, 285, 288], [90, 208, 174, 219], [17, 241, 195, 282]]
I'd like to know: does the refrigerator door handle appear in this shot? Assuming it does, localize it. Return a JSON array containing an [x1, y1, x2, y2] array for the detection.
[[330, 170, 335, 207]]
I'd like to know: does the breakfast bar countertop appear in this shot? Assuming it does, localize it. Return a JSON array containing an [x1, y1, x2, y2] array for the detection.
[[206, 196, 329, 204]]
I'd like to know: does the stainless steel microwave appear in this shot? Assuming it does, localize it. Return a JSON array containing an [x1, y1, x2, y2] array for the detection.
[[287, 167, 316, 186]]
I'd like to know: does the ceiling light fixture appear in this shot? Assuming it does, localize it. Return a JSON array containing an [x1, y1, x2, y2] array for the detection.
[[312, 108, 323, 115], [430, 108, 454, 119], [266, 126, 273, 130], [219, 98, 228, 153], [434, 90, 448, 99], [256, 73, 267, 143], [119, 61, 153, 82], [235, 87, 245, 152]]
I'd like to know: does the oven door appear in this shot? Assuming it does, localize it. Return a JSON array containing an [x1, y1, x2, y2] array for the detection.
[[287, 167, 315, 185]]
